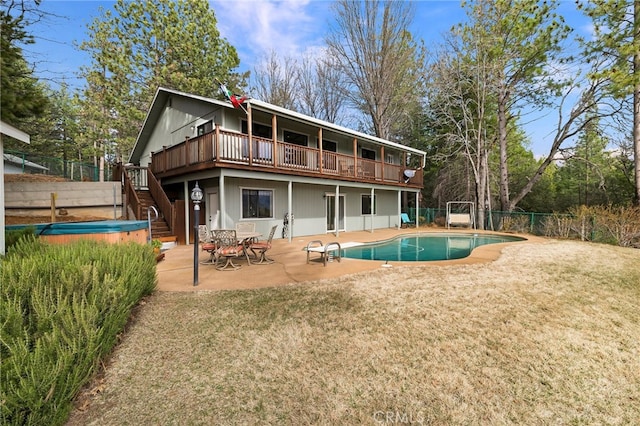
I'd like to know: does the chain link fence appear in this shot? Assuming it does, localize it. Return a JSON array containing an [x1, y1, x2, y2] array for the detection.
[[4, 149, 104, 181], [409, 207, 570, 236], [407, 206, 640, 248]]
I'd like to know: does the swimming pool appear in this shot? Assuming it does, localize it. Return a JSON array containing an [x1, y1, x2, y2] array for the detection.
[[341, 233, 526, 262]]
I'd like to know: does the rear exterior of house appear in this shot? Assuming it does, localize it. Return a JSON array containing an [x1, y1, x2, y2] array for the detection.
[[125, 87, 426, 244]]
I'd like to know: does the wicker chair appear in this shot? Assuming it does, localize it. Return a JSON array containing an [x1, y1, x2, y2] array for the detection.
[[213, 229, 247, 271], [247, 225, 278, 264], [235, 222, 257, 243], [199, 225, 217, 265]]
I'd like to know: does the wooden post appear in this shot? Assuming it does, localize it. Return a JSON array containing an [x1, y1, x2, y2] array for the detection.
[[272, 113, 278, 167], [380, 146, 385, 181], [185, 136, 190, 166], [353, 138, 358, 177], [215, 124, 221, 160], [51, 193, 57, 223], [318, 127, 323, 173], [247, 104, 253, 165]]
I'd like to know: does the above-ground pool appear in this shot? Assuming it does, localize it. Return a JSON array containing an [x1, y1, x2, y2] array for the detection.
[[5, 220, 149, 245], [341, 232, 526, 262]]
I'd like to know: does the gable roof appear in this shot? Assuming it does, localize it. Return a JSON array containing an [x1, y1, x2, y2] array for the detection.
[[130, 87, 426, 166]]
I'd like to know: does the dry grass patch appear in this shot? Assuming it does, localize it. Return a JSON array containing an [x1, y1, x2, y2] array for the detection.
[[67, 240, 640, 425]]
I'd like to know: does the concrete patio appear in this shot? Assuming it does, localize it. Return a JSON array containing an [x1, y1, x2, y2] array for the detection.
[[156, 227, 535, 292]]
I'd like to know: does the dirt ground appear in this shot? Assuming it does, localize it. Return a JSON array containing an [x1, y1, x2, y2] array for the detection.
[[4, 173, 71, 183]]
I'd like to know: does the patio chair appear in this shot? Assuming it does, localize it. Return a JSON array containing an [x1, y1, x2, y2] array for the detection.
[[213, 229, 248, 271], [401, 213, 413, 228], [235, 221, 257, 243], [306, 240, 342, 266], [247, 225, 278, 264], [199, 225, 217, 265]]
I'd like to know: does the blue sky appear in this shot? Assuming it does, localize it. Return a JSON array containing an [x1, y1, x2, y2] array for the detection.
[[23, 0, 592, 156]]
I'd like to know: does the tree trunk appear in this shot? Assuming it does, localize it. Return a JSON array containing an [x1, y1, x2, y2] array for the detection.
[[634, 0, 640, 206], [498, 84, 510, 211], [476, 148, 489, 230]]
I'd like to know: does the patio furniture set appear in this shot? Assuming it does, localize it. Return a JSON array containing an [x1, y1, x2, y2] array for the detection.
[[200, 223, 278, 271]]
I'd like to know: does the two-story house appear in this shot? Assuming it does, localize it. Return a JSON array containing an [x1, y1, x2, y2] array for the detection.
[[124, 87, 426, 244]]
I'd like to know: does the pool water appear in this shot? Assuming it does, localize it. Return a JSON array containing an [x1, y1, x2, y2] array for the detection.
[[341, 233, 526, 262]]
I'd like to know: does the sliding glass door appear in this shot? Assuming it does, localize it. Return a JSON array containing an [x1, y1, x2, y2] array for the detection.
[[325, 194, 345, 232]]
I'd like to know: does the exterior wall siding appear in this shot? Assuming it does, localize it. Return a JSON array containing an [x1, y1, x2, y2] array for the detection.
[[209, 176, 402, 238]]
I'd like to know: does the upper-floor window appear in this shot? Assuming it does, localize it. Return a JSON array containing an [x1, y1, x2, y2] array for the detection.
[[362, 148, 376, 160], [322, 140, 337, 152], [242, 121, 272, 139], [241, 188, 274, 219], [197, 121, 213, 136], [284, 130, 308, 146]]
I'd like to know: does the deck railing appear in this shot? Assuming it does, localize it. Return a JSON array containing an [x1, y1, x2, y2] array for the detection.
[[147, 168, 175, 235], [151, 127, 423, 187]]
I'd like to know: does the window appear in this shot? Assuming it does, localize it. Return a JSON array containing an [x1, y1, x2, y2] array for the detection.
[[322, 140, 337, 152], [197, 120, 213, 136], [361, 148, 376, 160], [321, 140, 338, 170], [361, 194, 377, 215], [283, 130, 308, 166], [242, 188, 273, 219], [284, 130, 308, 146], [241, 121, 272, 138]]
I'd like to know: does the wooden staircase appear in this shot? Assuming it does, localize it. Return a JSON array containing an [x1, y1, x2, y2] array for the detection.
[[115, 164, 179, 244], [135, 189, 175, 242]]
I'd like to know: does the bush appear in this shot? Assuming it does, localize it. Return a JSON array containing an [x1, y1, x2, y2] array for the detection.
[[541, 205, 640, 247], [0, 239, 157, 425], [592, 205, 640, 248], [4, 226, 36, 252]]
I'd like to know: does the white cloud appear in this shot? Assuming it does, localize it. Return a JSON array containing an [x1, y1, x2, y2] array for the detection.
[[211, 0, 327, 71]]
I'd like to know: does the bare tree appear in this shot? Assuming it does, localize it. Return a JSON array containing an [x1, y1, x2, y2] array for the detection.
[[325, 0, 426, 140], [459, 0, 572, 211], [426, 34, 497, 229], [251, 50, 298, 110], [296, 54, 347, 124]]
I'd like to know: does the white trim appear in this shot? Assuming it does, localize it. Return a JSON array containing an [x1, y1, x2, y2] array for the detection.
[[0, 121, 30, 144]]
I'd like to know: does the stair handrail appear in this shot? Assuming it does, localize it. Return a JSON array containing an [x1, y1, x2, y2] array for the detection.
[[147, 205, 158, 243], [146, 168, 175, 235], [122, 166, 142, 220]]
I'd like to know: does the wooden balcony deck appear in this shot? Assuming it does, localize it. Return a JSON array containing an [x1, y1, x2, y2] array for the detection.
[[150, 129, 423, 188]]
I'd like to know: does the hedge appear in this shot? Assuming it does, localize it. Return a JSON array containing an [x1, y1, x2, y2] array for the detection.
[[0, 237, 157, 425]]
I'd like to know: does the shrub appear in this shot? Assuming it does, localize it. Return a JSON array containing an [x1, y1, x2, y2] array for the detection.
[[4, 226, 36, 252], [500, 214, 530, 233], [541, 213, 573, 238], [541, 205, 640, 247], [592, 205, 640, 248], [0, 239, 157, 425]]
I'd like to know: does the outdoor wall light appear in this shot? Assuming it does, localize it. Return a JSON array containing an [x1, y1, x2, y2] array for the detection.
[[190, 182, 203, 286]]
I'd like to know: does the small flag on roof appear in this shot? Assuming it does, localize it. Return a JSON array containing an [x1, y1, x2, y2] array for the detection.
[[217, 80, 249, 113]]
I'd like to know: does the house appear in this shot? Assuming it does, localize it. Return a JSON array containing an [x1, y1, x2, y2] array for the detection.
[[3, 152, 49, 174], [124, 87, 426, 244], [1, 120, 31, 255]]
